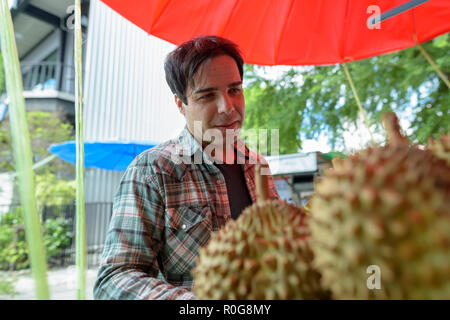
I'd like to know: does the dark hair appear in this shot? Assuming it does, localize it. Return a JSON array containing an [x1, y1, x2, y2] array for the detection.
[[164, 35, 244, 105]]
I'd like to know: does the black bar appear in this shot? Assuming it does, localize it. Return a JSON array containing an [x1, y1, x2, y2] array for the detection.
[[23, 4, 61, 28], [369, 0, 430, 27], [10, 0, 32, 19], [58, 30, 67, 91]]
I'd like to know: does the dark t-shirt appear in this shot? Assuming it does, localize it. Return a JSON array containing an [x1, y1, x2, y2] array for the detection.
[[215, 163, 253, 220]]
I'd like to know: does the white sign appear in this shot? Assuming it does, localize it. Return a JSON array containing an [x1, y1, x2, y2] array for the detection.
[[266, 153, 317, 176]]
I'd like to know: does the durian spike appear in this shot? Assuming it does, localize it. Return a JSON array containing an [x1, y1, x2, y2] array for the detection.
[[255, 163, 270, 202], [382, 111, 409, 147]]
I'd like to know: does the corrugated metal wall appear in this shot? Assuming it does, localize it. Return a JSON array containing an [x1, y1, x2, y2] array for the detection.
[[83, 0, 185, 203]]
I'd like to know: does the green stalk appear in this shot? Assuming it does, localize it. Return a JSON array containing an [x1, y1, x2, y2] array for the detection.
[[342, 62, 375, 144], [74, 0, 87, 300], [0, 0, 49, 299]]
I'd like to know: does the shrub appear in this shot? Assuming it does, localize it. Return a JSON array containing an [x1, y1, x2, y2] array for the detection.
[[44, 217, 73, 258], [0, 273, 17, 296], [0, 207, 73, 270]]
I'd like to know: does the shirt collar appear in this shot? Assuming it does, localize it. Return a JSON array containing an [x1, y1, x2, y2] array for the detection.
[[177, 125, 260, 166], [178, 125, 202, 157]]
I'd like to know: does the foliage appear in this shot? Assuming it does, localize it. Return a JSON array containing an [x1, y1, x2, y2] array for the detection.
[[0, 207, 73, 270], [43, 216, 73, 258], [0, 208, 28, 270], [35, 171, 76, 207], [243, 34, 450, 153], [0, 111, 74, 173], [0, 111, 75, 205], [242, 67, 305, 155]]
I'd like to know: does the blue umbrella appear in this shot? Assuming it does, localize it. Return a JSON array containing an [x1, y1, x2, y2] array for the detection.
[[48, 140, 158, 171]]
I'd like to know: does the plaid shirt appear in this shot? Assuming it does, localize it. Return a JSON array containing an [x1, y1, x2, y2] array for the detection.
[[94, 126, 280, 300]]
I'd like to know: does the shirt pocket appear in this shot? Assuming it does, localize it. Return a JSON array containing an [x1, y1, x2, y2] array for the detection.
[[162, 205, 212, 278]]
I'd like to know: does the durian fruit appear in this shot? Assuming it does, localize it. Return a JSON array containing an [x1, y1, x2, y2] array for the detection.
[[310, 112, 450, 299], [192, 164, 330, 300], [428, 133, 450, 165]]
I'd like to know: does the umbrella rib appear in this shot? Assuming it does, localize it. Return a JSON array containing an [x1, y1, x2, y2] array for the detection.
[[216, 0, 240, 37], [151, 0, 171, 33], [375, 0, 430, 26], [274, 0, 296, 64], [246, 3, 273, 65], [341, 0, 351, 61]]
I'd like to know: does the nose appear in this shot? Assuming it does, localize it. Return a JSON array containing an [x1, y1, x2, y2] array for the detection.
[[217, 93, 234, 114]]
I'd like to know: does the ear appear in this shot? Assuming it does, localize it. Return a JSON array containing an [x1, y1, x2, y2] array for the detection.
[[174, 94, 185, 116]]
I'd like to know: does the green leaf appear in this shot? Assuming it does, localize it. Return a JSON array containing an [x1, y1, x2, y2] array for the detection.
[[243, 35, 450, 152]]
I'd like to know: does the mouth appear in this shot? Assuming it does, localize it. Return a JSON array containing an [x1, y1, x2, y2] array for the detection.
[[214, 121, 240, 131]]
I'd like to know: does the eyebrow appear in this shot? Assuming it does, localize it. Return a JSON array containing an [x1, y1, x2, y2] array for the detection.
[[193, 81, 243, 94]]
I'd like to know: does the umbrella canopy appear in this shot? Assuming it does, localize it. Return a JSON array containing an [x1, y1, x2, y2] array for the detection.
[[100, 0, 450, 66], [49, 140, 158, 171]]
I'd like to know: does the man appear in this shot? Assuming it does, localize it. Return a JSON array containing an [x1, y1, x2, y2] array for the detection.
[[94, 35, 279, 300]]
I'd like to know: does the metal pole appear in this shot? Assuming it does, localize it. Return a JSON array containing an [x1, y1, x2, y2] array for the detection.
[[368, 0, 430, 27]]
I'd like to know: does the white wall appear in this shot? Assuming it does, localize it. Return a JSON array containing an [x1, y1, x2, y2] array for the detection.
[[83, 0, 185, 203], [0, 173, 14, 215]]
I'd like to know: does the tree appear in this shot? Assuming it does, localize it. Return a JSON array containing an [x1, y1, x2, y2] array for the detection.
[[35, 172, 75, 207], [242, 34, 450, 154], [0, 111, 74, 172], [0, 111, 75, 205]]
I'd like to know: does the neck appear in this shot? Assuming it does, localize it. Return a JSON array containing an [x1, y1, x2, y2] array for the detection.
[[186, 125, 238, 164], [209, 143, 236, 164]]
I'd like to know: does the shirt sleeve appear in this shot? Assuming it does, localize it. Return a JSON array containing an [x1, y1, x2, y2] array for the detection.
[[93, 164, 197, 300]]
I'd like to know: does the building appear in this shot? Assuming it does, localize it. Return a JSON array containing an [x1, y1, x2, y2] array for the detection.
[[1, 0, 91, 126], [0, 0, 90, 212]]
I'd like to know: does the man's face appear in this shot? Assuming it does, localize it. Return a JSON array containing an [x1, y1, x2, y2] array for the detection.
[[175, 54, 245, 148]]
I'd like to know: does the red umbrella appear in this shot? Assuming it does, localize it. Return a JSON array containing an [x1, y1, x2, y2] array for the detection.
[[100, 0, 450, 66]]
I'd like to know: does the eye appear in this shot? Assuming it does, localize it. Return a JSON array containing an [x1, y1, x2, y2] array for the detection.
[[229, 87, 242, 95], [199, 93, 215, 100]]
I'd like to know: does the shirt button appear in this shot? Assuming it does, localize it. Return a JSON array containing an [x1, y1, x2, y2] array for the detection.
[[181, 224, 186, 230]]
